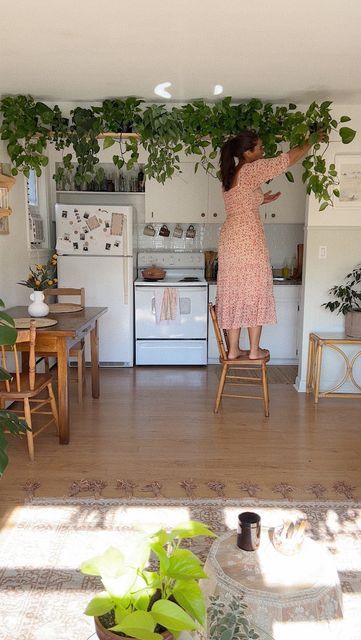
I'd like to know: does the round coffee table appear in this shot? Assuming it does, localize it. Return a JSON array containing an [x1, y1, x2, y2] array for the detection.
[[202, 531, 343, 640]]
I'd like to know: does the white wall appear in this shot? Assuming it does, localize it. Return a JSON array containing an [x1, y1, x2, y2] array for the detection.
[[297, 104, 361, 392]]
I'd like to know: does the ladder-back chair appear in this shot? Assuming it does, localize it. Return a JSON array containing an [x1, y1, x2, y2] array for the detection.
[[0, 320, 59, 461], [209, 304, 270, 416], [43, 288, 86, 403]]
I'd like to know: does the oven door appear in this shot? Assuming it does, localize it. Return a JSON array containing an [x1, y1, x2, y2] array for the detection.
[[135, 285, 208, 339]]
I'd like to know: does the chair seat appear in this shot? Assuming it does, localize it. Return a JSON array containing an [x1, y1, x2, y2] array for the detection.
[[0, 373, 52, 399], [220, 354, 270, 365]]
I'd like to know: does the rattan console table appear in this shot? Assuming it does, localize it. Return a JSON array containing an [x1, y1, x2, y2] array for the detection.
[[307, 332, 361, 403]]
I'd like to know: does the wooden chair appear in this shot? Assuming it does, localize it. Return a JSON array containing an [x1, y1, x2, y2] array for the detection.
[[209, 304, 270, 416], [43, 288, 86, 403], [0, 320, 59, 461]]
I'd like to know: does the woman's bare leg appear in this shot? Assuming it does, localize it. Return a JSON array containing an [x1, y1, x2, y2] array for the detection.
[[227, 328, 242, 359], [248, 326, 269, 359]]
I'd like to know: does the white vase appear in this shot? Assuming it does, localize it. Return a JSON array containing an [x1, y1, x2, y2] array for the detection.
[[28, 291, 49, 317]]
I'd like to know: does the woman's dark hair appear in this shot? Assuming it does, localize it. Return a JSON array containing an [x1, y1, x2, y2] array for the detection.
[[220, 130, 259, 191]]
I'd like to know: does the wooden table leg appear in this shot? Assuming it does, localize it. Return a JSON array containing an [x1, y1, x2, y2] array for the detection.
[[306, 335, 314, 394], [90, 321, 100, 399], [57, 337, 70, 444], [314, 341, 323, 404]]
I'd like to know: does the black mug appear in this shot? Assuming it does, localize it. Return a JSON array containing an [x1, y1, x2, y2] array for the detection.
[[237, 512, 261, 551]]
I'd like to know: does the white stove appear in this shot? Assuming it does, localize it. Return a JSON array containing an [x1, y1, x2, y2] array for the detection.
[[135, 252, 207, 286], [134, 252, 208, 365]]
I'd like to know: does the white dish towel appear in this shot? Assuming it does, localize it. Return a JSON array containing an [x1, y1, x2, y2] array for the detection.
[[154, 288, 179, 323]]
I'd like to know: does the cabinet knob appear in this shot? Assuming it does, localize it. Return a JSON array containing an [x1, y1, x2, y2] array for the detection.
[[201, 212, 206, 218], [271, 213, 276, 218], [213, 212, 217, 218]]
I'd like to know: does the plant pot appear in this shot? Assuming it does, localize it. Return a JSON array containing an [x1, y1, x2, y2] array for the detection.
[[28, 291, 49, 317], [345, 310, 361, 338], [94, 617, 174, 640]]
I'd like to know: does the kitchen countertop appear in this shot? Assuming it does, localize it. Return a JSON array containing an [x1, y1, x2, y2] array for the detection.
[[206, 279, 302, 285]]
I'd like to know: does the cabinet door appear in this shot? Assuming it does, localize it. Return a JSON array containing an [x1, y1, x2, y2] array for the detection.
[[207, 174, 225, 223], [208, 285, 220, 362], [264, 162, 306, 223], [145, 163, 208, 223], [239, 286, 300, 363]]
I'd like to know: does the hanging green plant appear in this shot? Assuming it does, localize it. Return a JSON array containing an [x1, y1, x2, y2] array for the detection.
[[0, 94, 356, 209]]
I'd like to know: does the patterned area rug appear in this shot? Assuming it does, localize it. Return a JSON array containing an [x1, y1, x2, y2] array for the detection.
[[1, 497, 360, 640]]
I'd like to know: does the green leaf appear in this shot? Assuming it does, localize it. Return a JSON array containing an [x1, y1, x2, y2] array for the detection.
[[340, 115, 351, 123], [0, 324, 17, 346], [319, 201, 329, 211], [339, 127, 356, 144], [173, 579, 206, 625], [111, 611, 162, 640], [333, 189, 340, 198], [285, 171, 294, 183], [79, 547, 125, 577], [151, 599, 200, 631], [166, 549, 207, 580], [84, 592, 114, 616], [169, 520, 216, 540], [103, 136, 115, 149]]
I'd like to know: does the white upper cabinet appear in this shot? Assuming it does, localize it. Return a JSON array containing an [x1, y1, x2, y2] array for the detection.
[[207, 174, 225, 224], [261, 162, 306, 224], [145, 162, 209, 223]]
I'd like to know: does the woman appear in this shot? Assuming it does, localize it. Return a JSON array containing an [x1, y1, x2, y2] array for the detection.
[[216, 130, 315, 360]]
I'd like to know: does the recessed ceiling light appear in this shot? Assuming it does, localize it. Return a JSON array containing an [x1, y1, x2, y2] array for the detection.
[[213, 84, 224, 96], [154, 82, 172, 99]]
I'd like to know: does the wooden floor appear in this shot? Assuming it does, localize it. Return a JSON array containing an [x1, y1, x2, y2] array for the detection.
[[1, 365, 360, 522]]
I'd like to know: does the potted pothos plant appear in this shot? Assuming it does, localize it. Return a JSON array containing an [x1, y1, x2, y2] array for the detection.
[[80, 520, 216, 640], [322, 263, 361, 337], [0, 300, 29, 476]]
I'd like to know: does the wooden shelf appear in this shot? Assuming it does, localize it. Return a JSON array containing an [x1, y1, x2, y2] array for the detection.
[[0, 207, 12, 218], [97, 132, 140, 140], [56, 190, 145, 195], [0, 173, 15, 190]]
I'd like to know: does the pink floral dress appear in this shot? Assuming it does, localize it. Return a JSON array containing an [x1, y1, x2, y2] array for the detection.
[[216, 153, 290, 329]]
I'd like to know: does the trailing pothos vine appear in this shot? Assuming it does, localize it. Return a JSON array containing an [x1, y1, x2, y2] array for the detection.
[[0, 94, 356, 210]]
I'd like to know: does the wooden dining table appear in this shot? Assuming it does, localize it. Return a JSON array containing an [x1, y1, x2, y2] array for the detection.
[[6, 306, 107, 445]]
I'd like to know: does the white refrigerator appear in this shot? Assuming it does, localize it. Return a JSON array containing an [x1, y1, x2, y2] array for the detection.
[[55, 204, 135, 366]]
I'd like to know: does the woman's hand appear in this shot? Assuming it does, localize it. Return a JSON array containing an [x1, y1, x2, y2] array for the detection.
[[262, 190, 281, 204]]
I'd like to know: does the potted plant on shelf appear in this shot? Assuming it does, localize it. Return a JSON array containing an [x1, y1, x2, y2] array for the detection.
[[80, 520, 216, 640], [322, 263, 361, 337], [0, 300, 29, 476]]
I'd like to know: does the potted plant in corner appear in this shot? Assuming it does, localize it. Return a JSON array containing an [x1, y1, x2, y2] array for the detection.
[[0, 300, 29, 476], [80, 520, 216, 640], [322, 263, 361, 337]]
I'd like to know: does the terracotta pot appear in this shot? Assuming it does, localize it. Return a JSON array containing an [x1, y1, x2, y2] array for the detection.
[[94, 617, 173, 640], [345, 311, 361, 338]]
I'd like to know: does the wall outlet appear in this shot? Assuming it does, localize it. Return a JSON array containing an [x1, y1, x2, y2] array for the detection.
[[319, 245, 327, 259]]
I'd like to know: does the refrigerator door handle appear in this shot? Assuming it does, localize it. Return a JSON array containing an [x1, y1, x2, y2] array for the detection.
[[151, 296, 156, 315], [123, 258, 129, 305]]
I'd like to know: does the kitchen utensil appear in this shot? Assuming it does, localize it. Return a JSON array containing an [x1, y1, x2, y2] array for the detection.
[[173, 224, 183, 238], [237, 512, 261, 551], [159, 224, 170, 237], [143, 224, 156, 237], [142, 266, 166, 281], [186, 225, 196, 239]]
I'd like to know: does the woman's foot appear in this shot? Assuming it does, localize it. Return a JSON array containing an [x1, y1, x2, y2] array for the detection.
[[228, 349, 249, 360], [248, 347, 270, 360]]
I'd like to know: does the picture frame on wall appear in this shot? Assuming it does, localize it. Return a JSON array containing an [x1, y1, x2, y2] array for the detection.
[[334, 155, 361, 207], [0, 216, 9, 235]]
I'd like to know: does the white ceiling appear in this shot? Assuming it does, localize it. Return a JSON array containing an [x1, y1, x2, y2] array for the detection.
[[2, 0, 361, 104]]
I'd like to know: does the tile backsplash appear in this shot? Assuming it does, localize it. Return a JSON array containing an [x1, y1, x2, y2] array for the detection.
[[136, 222, 304, 268]]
